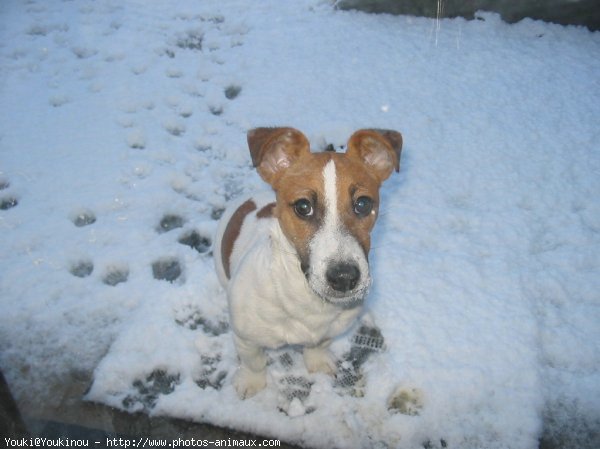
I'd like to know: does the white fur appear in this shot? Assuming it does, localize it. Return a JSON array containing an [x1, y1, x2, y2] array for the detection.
[[214, 181, 368, 398], [323, 159, 339, 225]]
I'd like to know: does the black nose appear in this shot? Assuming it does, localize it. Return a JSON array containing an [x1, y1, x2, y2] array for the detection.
[[326, 262, 360, 292]]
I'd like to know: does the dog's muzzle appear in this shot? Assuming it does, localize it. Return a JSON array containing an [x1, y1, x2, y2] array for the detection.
[[303, 260, 370, 309]]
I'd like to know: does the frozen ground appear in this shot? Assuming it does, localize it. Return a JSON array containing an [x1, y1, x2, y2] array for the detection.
[[0, 1, 599, 448]]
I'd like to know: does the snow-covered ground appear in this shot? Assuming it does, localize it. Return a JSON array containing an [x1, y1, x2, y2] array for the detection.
[[1, 1, 599, 448]]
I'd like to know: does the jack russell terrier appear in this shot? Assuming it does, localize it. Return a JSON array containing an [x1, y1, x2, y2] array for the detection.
[[214, 127, 402, 398]]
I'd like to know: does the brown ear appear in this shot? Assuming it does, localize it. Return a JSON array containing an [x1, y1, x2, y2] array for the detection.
[[247, 127, 310, 186], [346, 129, 402, 182]]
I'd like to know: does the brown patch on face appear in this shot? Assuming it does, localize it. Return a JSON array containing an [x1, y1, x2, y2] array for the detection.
[[332, 154, 382, 256], [273, 153, 332, 268], [221, 199, 256, 279], [256, 202, 276, 219], [272, 152, 383, 267]]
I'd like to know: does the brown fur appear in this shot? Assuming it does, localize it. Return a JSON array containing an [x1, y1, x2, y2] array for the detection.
[[273, 152, 383, 268], [346, 129, 402, 179], [221, 199, 257, 279], [247, 128, 310, 187], [256, 202, 276, 219]]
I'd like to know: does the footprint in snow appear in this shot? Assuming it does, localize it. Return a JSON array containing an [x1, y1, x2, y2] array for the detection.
[[126, 130, 146, 149], [209, 105, 223, 116], [178, 230, 211, 254], [102, 265, 129, 287], [0, 196, 18, 210], [273, 352, 315, 417], [174, 306, 229, 390], [156, 214, 185, 234], [175, 30, 204, 51], [224, 85, 241, 100], [152, 257, 183, 283], [194, 142, 212, 153], [334, 324, 386, 397], [211, 207, 224, 221], [422, 438, 448, 449], [70, 209, 96, 227], [178, 107, 193, 118], [387, 386, 425, 417], [122, 370, 181, 412], [163, 119, 186, 136], [194, 354, 227, 391], [70, 260, 94, 278], [175, 309, 228, 335]]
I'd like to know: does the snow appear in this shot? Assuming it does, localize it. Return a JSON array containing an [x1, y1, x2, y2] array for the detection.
[[0, 0, 599, 448]]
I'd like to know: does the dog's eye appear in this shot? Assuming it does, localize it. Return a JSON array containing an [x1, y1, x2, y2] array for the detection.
[[294, 199, 313, 218], [353, 196, 373, 217]]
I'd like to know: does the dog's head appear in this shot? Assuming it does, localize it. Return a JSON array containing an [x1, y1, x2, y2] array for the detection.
[[248, 127, 402, 308]]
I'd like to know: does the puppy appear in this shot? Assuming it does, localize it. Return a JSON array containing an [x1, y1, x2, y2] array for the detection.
[[214, 127, 402, 398]]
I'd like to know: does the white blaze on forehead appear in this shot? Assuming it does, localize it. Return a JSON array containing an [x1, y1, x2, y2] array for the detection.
[[322, 159, 339, 229], [311, 159, 341, 272]]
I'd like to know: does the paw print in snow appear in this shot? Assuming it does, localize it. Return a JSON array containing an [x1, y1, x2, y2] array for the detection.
[[71, 209, 96, 227], [122, 370, 181, 412], [156, 214, 185, 233], [178, 230, 211, 254], [152, 257, 183, 283], [70, 260, 94, 278]]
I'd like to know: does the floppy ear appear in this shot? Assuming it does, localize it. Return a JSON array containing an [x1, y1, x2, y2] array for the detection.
[[247, 127, 311, 187], [346, 129, 402, 182]]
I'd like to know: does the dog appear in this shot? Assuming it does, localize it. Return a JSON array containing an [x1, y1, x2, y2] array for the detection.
[[214, 127, 402, 398]]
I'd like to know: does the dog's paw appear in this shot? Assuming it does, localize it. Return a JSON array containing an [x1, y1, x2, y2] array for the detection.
[[233, 367, 266, 399], [303, 347, 337, 375]]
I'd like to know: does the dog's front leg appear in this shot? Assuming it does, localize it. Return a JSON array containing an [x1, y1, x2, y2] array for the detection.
[[303, 339, 337, 375], [233, 335, 267, 399]]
